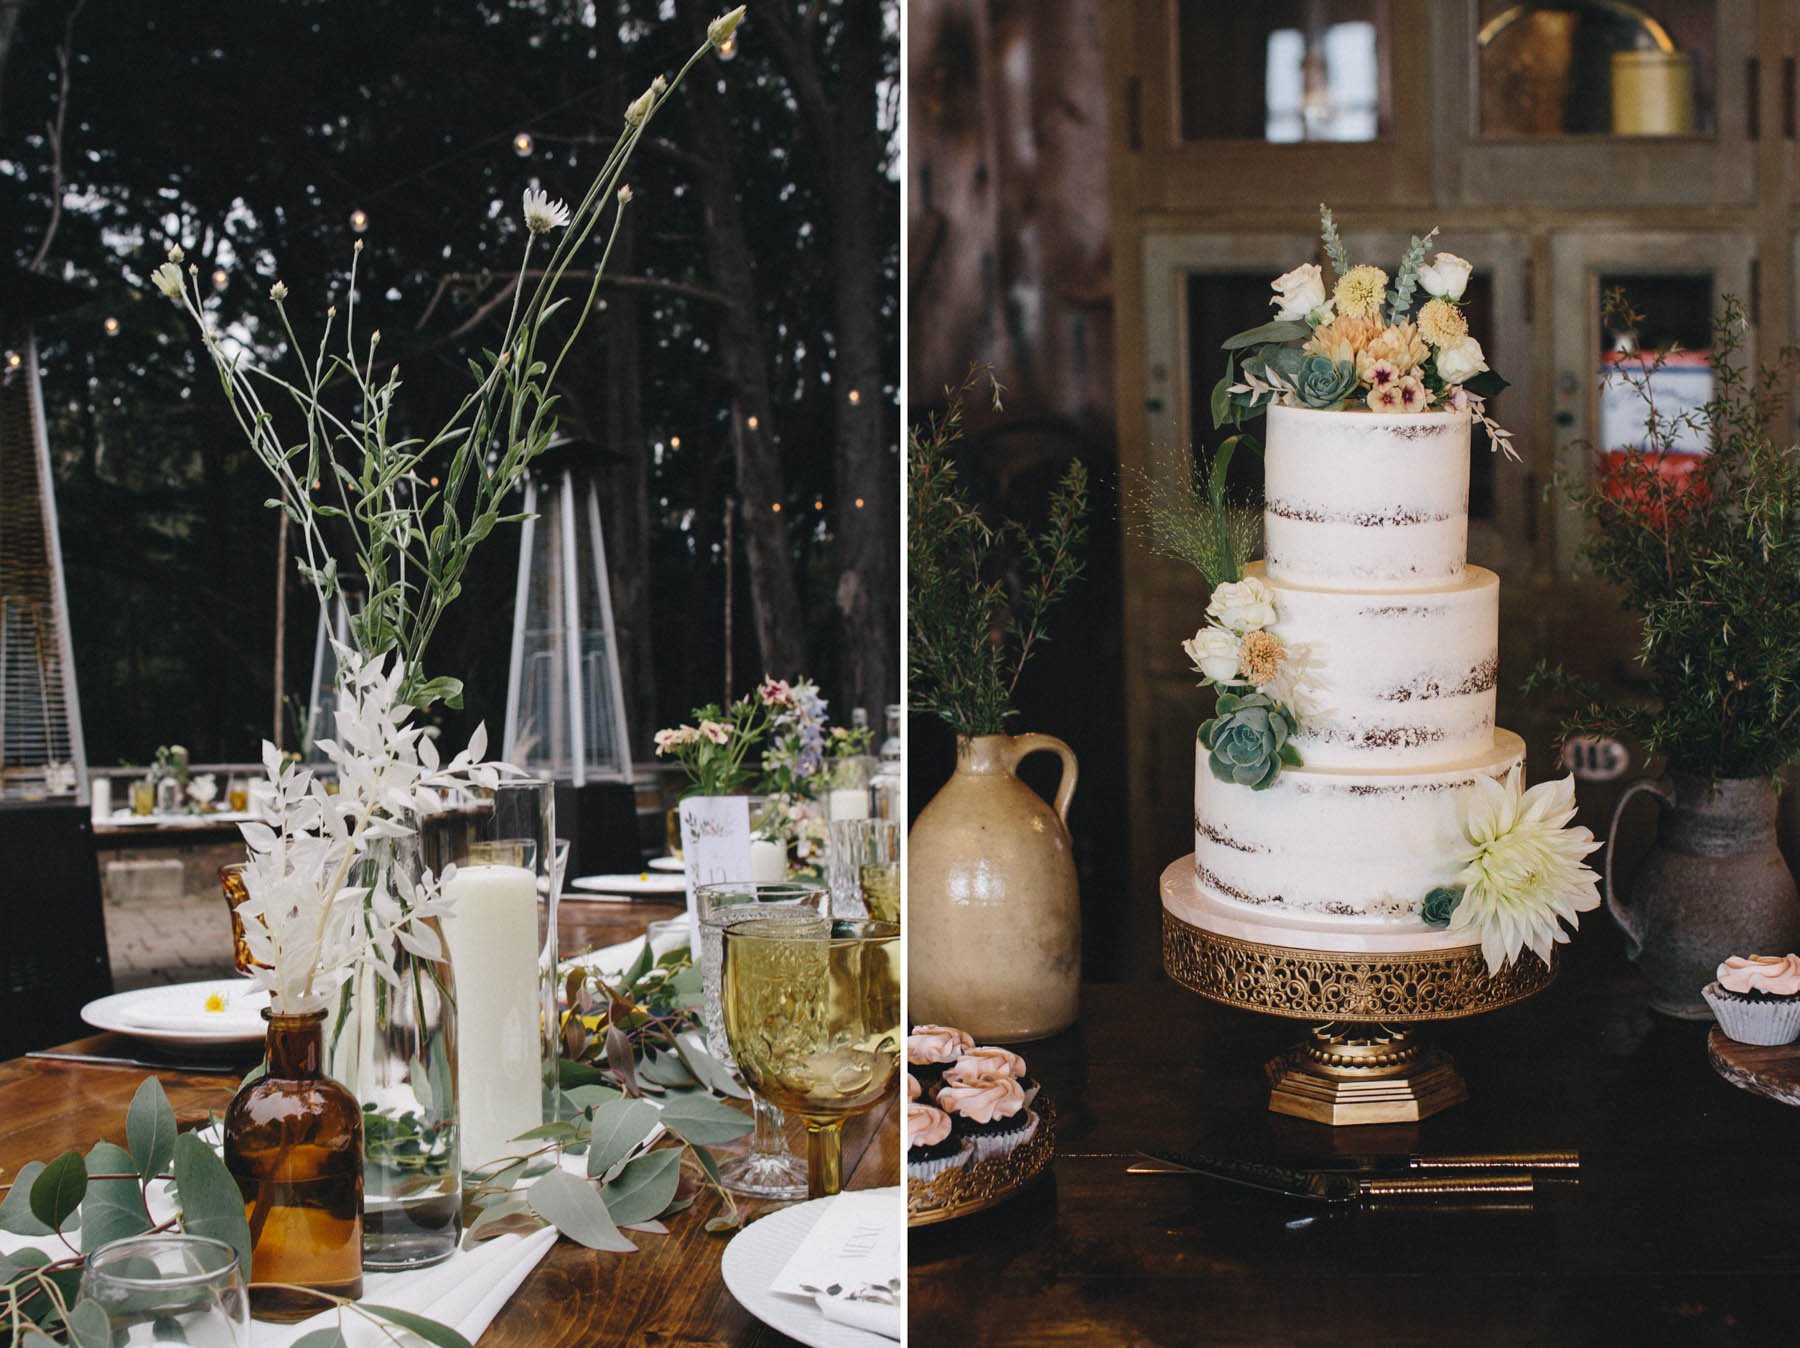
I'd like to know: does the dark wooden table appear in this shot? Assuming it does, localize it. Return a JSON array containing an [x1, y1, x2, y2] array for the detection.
[[1, 896, 898, 1345], [909, 926, 1800, 1344]]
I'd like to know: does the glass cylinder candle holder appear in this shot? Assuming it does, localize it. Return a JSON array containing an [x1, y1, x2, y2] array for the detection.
[[80, 1234, 250, 1346]]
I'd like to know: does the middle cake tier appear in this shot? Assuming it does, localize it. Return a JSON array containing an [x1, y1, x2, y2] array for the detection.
[[1253, 561, 1499, 770], [1192, 729, 1526, 926]]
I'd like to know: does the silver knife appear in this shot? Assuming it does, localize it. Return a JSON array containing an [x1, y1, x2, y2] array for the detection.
[[27, 1050, 244, 1075], [1130, 1150, 1534, 1203]]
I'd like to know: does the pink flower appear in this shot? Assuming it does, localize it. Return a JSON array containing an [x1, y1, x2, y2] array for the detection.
[[1365, 383, 1402, 412], [699, 720, 732, 745], [1396, 375, 1433, 411], [653, 725, 699, 755], [759, 676, 794, 708], [1363, 359, 1401, 390]]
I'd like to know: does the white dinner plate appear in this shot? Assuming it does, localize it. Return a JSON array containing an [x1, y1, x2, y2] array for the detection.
[[569, 871, 688, 897], [647, 856, 685, 872], [720, 1192, 901, 1348], [82, 979, 269, 1050]]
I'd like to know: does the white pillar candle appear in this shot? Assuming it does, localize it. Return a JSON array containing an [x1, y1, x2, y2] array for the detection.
[[440, 862, 541, 1171], [828, 786, 870, 821], [749, 837, 787, 883]]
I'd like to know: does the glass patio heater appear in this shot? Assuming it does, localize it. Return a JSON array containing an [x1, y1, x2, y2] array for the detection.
[[503, 438, 633, 786], [0, 270, 89, 805]]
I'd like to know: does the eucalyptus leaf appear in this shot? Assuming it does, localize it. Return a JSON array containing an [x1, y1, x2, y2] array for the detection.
[[1221, 319, 1309, 351], [657, 1093, 754, 1147], [558, 1059, 611, 1089], [563, 1084, 624, 1113], [526, 1170, 636, 1253], [673, 1036, 749, 1101], [587, 1100, 659, 1179], [600, 1149, 683, 1226], [636, 1050, 697, 1089], [172, 1133, 252, 1275], [290, 1329, 352, 1348], [29, 1150, 86, 1231], [360, 1305, 474, 1348], [127, 1077, 178, 1183], [81, 1142, 152, 1252], [62, 1300, 113, 1348], [0, 1161, 54, 1236], [621, 937, 654, 987]]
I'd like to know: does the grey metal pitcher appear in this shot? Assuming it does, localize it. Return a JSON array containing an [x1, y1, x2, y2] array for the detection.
[[1605, 773, 1800, 1019]]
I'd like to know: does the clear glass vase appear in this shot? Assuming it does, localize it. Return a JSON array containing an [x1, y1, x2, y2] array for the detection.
[[326, 835, 461, 1270]]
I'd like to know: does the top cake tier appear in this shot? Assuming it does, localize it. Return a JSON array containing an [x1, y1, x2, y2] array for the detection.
[[1263, 404, 1471, 592]]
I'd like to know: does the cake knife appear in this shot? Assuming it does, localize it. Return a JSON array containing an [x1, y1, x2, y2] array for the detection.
[[1129, 1150, 1534, 1203]]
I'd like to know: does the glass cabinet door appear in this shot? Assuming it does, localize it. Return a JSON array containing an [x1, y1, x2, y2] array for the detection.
[[1115, 0, 1433, 209], [1435, 1, 1759, 203], [1548, 229, 1757, 571]]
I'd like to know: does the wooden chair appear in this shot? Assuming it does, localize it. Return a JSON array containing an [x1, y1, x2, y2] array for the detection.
[[0, 801, 112, 1058]]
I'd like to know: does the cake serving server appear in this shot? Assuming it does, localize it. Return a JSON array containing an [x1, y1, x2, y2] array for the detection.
[[1129, 1150, 1535, 1203]]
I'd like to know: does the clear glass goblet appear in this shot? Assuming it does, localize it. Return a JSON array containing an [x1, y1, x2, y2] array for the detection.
[[697, 882, 827, 1200]]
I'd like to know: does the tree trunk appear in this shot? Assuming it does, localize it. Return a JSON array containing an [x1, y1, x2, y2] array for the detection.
[[758, 1, 897, 723], [676, 0, 806, 680]]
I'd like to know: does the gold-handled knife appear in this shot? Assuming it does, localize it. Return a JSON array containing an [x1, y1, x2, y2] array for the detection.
[[1130, 1150, 1535, 1203]]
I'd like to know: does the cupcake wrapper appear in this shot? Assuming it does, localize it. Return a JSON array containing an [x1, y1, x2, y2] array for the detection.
[[969, 1110, 1039, 1164], [1704, 981, 1800, 1046], [907, 1138, 974, 1181]]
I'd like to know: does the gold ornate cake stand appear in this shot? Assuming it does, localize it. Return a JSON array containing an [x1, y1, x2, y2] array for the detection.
[[907, 1098, 1056, 1226], [1162, 859, 1557, 1126]]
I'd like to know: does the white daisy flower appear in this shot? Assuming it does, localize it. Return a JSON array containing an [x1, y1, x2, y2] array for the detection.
[[1446, 767, 1601, 975], [522, 187, 571, 236], [150, 262, 185, 301]]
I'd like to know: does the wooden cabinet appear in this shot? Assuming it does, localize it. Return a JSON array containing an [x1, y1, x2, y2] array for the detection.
[[1106, 0, 1798, 935]]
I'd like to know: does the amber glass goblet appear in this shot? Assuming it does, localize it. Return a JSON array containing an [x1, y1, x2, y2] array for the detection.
[[723, 918, 900, 1197]]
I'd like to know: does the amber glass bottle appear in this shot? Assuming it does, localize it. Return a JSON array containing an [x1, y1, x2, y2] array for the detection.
[[224, 1007, 364, 1322]]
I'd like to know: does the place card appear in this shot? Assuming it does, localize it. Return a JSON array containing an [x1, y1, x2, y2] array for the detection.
[[771, 1189, 902, 1340], [678, 795, 753, 946]]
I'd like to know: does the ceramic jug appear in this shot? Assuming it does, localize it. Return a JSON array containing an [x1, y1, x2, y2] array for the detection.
[[1606, 772, 1800, 1018], [908, 733, 1080, 1042]]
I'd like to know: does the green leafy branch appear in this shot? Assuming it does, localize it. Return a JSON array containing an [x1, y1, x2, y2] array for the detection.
[[1386, 226, 1438, 319], [908, 370, 1091, 738], [1319, 202, 1349, 280], [1124, 437, 1261, 587]]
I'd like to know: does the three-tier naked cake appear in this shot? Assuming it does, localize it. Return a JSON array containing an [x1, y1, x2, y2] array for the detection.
[[1161, 214, 1599, 986], [1185, 403, 1519, 933]]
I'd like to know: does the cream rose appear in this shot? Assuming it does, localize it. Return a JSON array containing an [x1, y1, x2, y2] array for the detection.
[[1435, 335, 1488, 386], [1418, 251, 1473, 302], [1270, 262, 1328, 322], [1205, 576, 1277, 635], [1182, 626, 1241, 684]]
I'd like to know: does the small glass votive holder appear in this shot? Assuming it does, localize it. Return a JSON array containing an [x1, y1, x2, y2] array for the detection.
[[79, 1234, 250, 1346]]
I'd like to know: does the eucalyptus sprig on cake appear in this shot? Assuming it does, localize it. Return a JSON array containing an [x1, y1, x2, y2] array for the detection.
[[1215, 205, 1515, 459]]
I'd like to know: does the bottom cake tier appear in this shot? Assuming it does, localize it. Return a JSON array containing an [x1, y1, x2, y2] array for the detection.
[[1192, 728, 1525, 927]]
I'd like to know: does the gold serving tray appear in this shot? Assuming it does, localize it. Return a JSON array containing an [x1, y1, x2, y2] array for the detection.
[[907, 1097, 1056, 1226]]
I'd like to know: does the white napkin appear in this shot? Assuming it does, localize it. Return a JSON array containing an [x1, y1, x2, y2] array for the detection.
[[259, 1226, 558, 1346], [769, 1190, 902, 1342], [559, 928, 689, 983]]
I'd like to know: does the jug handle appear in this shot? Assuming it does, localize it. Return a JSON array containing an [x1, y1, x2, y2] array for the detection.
[[1008, 733, 1079, 826], [1605, 776, 1674, 955]]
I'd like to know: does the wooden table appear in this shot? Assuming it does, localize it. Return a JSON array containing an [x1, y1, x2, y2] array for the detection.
[[910, 926, 1800, 1343], [1, 896, 898, 1345]]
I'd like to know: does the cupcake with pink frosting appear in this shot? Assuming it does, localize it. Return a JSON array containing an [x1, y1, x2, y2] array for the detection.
[[907, 1024, 974, 1094], [1703, 954, 1800, 1045], [936, 1071, 1037, 1161], [944, 1045, 1039, 1109], [907, 1102, 973, 1180]]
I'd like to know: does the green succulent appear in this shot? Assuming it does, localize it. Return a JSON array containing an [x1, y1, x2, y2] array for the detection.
[[1198, 690, 1301, 790], [1294, 355, 1359, 410], [1421, 885, 1463, 927]]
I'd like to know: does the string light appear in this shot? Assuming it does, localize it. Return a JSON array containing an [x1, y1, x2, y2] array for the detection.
[[717, 33, 739, 61], [813, 498, 823, 511], [211, 268, 228, 289], [746, 415, 759, 430], [512, 131, 534, 157], [350, 209, 369, 233], [771, 501, 782, 513], [669, 435, 681, 450], [429, 476, 440, 487], [102, 316, 120, 336], [847, 388, 861, 405], [854, 497, 865, 508], [4, 351, 21, 371]]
